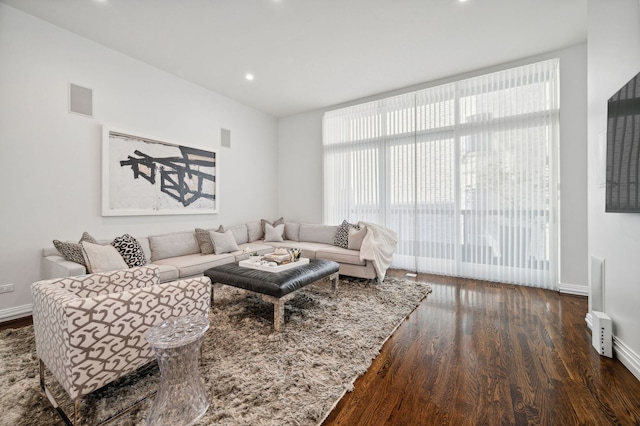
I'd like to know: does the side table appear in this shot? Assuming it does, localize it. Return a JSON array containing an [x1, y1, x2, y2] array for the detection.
[[145, 315, 210, 426]]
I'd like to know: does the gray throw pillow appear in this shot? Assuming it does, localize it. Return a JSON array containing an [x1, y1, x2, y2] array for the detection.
[[209, 230, 240, 255], [264, 223, 285, 242], [195, 228, 215, 255]]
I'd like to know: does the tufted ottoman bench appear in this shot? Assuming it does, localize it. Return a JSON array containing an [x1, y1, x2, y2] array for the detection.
[[204, 258, 339, 331]]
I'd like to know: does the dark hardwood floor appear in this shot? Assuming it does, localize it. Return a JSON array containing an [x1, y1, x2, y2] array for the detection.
[[3, 272, 640, 425], [323, 270, 640, 425]]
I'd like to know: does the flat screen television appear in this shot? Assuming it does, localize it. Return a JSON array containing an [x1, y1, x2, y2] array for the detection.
[[606, 71, 640, 212]]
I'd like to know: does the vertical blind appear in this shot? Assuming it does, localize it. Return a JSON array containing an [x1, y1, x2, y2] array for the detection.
[[323, 59, 559, 289]]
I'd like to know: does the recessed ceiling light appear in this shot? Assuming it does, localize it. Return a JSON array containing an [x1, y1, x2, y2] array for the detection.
[[245, 73, 255, 81]]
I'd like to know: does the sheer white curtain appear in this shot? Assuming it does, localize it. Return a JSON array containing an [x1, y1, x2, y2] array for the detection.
[[323, 59, 559, 289]]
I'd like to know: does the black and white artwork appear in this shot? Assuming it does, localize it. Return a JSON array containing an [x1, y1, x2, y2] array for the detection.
[[102, 126, 218, 216]]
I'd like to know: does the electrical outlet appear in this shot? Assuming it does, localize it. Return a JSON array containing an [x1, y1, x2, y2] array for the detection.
[[0, 284, 15, 294]]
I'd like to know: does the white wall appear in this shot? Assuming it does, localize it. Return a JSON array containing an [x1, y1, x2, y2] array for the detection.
[[587, 0, 640, 379], [0, 5, 279, 318], [278, 44, 589, 293]]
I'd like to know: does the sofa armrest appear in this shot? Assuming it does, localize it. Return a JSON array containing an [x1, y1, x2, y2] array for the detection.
[[32, 276, 211, 399], [42, 255, 86, 279]]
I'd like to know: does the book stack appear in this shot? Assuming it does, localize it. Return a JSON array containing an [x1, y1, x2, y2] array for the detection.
[[261, 253, 291, 265]]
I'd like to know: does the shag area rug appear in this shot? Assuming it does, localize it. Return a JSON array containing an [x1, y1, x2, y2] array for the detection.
[[0, 276, 431, 426]]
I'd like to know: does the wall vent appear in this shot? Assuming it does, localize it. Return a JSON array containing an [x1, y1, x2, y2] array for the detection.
[[68, 83, 93, 117], [221, 128, 231, 148]]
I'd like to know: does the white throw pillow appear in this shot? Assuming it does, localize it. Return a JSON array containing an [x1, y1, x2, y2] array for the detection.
[[209, 230, 240, 255], [264, 223, 285, 242], [348, 226, 367, 250], [81, 241, 128, 273]]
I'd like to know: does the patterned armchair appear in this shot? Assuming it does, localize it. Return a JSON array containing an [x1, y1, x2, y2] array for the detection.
[[31, 265, 211, 425]]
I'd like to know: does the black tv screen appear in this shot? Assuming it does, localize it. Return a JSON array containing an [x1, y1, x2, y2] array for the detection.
[[606, 71, 640, 212]]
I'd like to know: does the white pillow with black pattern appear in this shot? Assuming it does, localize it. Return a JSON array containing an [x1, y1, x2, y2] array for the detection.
[[112, 234, 147, 267], [334, 220, 359, 249]]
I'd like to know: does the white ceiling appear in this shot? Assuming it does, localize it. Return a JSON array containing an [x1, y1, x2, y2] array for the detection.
[[1, 0, 587, 117]]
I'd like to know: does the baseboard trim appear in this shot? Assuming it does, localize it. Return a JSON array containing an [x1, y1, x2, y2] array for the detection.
[[613, 336, 640, 382], [585, 312, 640, 382], [558, 282, 588, 296], [0, 304, 32, 322]]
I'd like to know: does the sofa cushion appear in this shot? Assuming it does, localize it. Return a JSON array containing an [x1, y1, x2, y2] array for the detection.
[[334, 220, 359, 248], [316, 246, 366, 266], [210, 230, 240, 254], [153, 253, 235, 278], [112, 234, 147, 267], [153, 263, 180, 283], [299, 224, 339, 245], [285, 222, 300, 241], [149, 232, 200, 261], [264, 223, 285, 242], [81, 241, 129, 273], [246, 221, 263, 242], [195, 228, 215, 255], [348, 225, 367, 250]]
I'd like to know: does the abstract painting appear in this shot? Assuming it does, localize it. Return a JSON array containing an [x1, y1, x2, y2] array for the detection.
[[102, 126, 218, 216]]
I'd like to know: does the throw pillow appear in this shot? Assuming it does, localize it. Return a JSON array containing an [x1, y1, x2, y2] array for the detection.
[[209, 230, 240, 255], [80, 231, 98, 244], [195, 228, 215, 255], [112, 234, 147, 267], [221, 224, 249, 245], [334, 219, 359, 248], [52, 231, 99, 266], [264, 223, 285, 242], [261, 217, 284, 234], [348, 225, 367, 250], [81, 241, 128, 273]]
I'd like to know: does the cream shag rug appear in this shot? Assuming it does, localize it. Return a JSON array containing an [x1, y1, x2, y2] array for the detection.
[[0, 276, 431, 426]]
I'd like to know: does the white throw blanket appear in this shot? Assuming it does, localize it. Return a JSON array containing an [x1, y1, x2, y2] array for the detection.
[[358, 222, 398, 281]]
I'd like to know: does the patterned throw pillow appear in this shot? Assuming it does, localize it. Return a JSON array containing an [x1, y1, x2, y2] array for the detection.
[[195, 228, 215, 255], [111, 234, 147, 267], [334, 220, 360, 249], [52, 231, 99, 266], [53, 240, 87, 266]]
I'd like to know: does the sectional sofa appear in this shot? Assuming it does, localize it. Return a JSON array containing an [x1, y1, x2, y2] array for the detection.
[[42, 220, 385, 283]]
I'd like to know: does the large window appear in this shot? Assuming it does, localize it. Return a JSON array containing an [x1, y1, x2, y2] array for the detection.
[[323, 59, 559, 289]]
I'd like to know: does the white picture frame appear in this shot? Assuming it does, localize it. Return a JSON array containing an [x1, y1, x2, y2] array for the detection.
[[102, 125, 219, 216]]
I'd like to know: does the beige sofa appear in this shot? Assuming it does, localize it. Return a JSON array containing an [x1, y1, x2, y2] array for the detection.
[[42, 221, 379, 283]]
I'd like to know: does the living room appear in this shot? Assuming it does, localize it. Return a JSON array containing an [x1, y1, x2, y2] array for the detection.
[[0, 0, 639, 424]]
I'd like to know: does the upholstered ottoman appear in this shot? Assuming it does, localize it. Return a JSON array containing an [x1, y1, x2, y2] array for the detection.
[[204, 258, 340, 331]]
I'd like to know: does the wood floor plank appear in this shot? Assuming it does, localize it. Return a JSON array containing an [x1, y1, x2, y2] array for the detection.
[[323, 271, 640, 426]]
